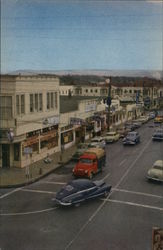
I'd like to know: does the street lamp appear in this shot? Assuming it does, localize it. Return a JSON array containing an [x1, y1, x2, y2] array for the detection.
[[107, 84, 112, 132]]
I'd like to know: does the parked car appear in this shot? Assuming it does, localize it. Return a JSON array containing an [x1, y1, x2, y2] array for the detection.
[[147, 160, 163, 182], [137, 115, 149, 124], [103, 131, 120, 143], [154, 116, 163, 123], [54, 179, 112, 206], [122, 131, 140, 145], [124, 122, 135, 131], [116, 127, 129, 138], [89, 136, 106, 149], [148, 112, 156, 120], [73, 148, 106, 179], [131, 120, 142, 129], [152, 129, 163, 141], [72, 143, 90, 161]]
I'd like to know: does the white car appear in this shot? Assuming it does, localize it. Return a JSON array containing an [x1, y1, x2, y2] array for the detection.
[[137, 116, 149, 124], [147, 160, 163, 182], [103, 131, 120, 143], [89, 136, 106, 149]]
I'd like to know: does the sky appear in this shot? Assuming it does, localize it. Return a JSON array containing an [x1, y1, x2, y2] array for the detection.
[[1, 0, 163, 73]]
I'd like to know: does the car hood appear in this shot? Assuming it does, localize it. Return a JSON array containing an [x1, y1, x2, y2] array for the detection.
[[56, 188, 77, 200], [147, 169, 161, 177]]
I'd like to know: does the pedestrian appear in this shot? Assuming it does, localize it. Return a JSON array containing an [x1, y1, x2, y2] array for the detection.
[[25, 165, 30, 179]]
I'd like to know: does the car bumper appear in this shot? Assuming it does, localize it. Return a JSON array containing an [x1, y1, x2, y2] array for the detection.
[[55, 199, 72, 206], [152, 137, 163, 141], [123, 141, 136, 145], [147, 176, 163, 182], [73, 170, 88, 177]]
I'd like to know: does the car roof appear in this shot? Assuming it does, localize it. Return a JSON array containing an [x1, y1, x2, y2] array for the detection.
[[154, 160, 163, 167], [69, 179, 95, 190], [91, 136, 103, 140], [128, 131, 137, 135]]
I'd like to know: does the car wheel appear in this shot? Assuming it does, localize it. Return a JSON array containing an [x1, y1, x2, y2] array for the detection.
[[89, 172, 93, 179]]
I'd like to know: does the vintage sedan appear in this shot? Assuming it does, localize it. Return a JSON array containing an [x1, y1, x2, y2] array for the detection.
[[122, 131, 140, 145], [152, 129, 163, 141], [147, 160, 163, 182], [103, 131, 120, 143], [54, 179, 112, 206], [116, 127, 129, 138], [89, 136, 106, 149]]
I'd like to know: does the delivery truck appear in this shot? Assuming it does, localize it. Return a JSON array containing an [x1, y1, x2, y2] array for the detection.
[[72, 148, 106, 179]]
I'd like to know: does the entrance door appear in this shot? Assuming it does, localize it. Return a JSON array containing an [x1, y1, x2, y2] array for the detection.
[[2, 144, 10, 168]]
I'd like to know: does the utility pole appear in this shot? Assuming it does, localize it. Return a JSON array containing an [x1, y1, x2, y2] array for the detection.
[[107, 81, 112, 132]]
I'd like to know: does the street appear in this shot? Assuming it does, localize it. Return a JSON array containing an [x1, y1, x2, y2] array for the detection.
[[0, 120, 163, 250]]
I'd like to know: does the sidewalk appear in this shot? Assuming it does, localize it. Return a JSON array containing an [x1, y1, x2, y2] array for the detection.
[[0, 145, 77, 188]]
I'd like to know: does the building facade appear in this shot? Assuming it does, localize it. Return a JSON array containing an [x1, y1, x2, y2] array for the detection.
[[0, 74, 60, 168]]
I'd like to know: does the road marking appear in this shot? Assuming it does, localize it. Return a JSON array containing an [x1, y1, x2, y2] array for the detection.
[[65, 137, 154, 249], [0, 188, 22, 199], [119, 159, 127, 166], [21, 188, 56, 195], [41, 181, 66, 185], [0, 207, 58, 216], [113, 188, 163, 199], [102, 172, 110, 181], [103, 198, 163, 212], [114, 138, 152, 189]]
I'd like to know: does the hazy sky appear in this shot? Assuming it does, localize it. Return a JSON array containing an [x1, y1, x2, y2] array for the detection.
[[1, 0, 163, 73]]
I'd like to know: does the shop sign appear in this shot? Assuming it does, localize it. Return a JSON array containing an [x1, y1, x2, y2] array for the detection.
[[85, 104, 96, 112], [70, 118, 85, 125], [152, 227, 163, 250], [23, 136, 39, 147], [24, 147, 33, 154], [43, 116, 59, 126]]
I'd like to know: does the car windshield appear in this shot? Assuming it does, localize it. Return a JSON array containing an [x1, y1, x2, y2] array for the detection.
[[79, 158, 93, 164], [153, 165, 163, 170], [155, 130, 163, 134], [107, 132, 115, 136], [127, 133, 136, 138], [64, 185, 74, 192]]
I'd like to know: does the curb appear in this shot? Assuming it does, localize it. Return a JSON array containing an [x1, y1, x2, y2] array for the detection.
[[0, 163, 63, 189]]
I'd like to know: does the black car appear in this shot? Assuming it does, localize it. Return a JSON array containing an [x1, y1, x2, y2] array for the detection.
[[152, 129, 163, 141], [54, 179, 112, 206], [122, 131, 140, 145]]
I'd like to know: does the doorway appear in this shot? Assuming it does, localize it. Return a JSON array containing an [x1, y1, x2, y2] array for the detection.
[[2, 144, 10, 168]]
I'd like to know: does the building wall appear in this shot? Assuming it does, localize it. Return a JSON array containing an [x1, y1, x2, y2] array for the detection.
[[0, 75, 60, 168]]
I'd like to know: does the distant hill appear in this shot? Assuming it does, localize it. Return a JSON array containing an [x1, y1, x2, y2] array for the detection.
[[8, 69, 163, 80]]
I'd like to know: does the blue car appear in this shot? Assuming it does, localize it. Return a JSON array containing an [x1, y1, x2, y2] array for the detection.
[[152, 129, 163, 141], [122, 131, 140, 145], [54, 179, 112, 206]]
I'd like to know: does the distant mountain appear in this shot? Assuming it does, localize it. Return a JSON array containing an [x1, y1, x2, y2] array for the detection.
[[7, 69, 163, 80]]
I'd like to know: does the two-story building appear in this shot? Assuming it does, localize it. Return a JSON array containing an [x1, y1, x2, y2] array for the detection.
[[0, 74, 60, 168]]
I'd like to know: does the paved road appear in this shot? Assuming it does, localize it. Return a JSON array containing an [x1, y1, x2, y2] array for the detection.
[[0, 120, 163, 250]]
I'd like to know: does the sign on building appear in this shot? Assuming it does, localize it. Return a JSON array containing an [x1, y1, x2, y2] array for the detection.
[[85, 104, 96, 112], [70, 118, 85, 125], [43, 116, 59, 126], [24, 147, 33, 155], [152, 227, 163, 250]]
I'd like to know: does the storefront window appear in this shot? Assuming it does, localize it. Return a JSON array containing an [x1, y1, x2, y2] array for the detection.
[[61, 131, 73, 145]]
